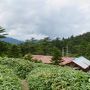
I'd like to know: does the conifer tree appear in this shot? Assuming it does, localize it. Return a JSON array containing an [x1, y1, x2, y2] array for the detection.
[[51, 47, 61, 65], [9, 45, 21, 58], [0, 26, 7, 38]]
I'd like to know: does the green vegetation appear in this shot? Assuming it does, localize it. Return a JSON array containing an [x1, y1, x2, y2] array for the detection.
[[8, 45, 22, 58], [1, 29, 90, 60], [0, 26, 7, 38], [0, 26, 90, 60], [27, 66, 90, 90], [51, 47, 61, 65], [0, 65, 21, 90], [0, 57, 90, 90], [0, 57, 34, 79], [23, 53, 33, 61]]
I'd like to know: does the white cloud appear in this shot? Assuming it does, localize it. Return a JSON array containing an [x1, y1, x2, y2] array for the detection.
[[47, 0, 69, 9], [0, 0, 90, 40]]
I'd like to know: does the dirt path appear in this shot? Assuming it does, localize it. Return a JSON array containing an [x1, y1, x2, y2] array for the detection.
[[21, 80, 29, 90]]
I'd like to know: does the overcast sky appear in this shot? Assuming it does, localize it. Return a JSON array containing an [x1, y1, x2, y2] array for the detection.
[[0, 0, 90, 40]]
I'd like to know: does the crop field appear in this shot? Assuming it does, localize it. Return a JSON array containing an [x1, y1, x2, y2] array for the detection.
[[0, 57, 90, 90]]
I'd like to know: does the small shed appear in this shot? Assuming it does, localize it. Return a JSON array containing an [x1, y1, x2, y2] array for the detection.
[[72, 56, 90, 71], [60, 56, 90, 71]]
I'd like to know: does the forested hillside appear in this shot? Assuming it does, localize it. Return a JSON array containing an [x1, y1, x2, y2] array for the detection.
[[18, 32, 90, 59], [0, 32, 90, 59]]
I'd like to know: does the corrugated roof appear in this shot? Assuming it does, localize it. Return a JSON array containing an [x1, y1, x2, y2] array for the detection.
[[73, 56, 90, 69]]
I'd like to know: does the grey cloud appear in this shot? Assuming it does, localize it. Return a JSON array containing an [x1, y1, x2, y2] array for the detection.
[[0, 0, 90, 40], [37, 6, 90, 38]]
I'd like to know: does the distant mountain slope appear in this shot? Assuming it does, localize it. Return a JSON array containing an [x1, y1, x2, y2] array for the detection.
[[1, 37, 23, 44]]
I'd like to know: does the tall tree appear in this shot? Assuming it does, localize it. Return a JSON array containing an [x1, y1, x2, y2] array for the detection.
[[51, 47, 61, 65], [0, 26, 7, 38], [0, 26, 8, 56], [8, 45, 21, 58]]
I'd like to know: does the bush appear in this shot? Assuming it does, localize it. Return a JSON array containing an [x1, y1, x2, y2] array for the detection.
[[23, 53, 32, 61], [1, 57, 90, 90], [14, 59, 34, 79], [27, 66, 90, 90], [0, 57, 34, 79], [0, 65, 21, 90]]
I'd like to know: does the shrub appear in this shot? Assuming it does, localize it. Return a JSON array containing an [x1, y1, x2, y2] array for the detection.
[[14, 59, 34, 79], [0, 65, 21, 90], [27, 66, 90, 90], [23, 53, 32, 61], [0, 57, 34, 79]]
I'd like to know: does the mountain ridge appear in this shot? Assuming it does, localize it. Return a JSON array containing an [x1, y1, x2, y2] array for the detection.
[[1, 37, 23, 44]]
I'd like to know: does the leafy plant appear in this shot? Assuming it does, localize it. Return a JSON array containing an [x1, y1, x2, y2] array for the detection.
[[0, 57, 34, 79], [27, 66, 90, 90], [0, 65, 21, 90]]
